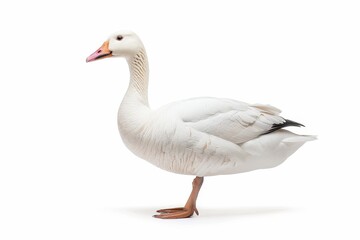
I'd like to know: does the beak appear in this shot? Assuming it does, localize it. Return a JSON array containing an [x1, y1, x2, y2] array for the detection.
[[86, 41, 112, 62]]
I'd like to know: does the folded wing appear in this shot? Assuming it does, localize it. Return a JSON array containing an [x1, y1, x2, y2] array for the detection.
[[168, 97, 299, 144]]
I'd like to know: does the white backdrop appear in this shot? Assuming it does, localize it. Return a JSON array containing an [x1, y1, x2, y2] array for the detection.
[[1, 0, 359, 239]]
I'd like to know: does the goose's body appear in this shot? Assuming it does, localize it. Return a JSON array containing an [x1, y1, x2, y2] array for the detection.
[[87, 31, 315, 219], [119, 96, 312, 176]]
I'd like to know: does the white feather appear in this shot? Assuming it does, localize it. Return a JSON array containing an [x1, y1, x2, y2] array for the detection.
[[96, 31, 316, 177]]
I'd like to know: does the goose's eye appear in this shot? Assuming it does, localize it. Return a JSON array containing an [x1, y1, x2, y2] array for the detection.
[[116, 35, 123, 41]]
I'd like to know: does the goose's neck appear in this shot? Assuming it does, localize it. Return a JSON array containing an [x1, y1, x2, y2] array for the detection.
[[125, 49, 149, 107]]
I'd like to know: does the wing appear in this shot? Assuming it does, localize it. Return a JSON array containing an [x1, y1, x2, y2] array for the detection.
[[160, 97, 295, 144]]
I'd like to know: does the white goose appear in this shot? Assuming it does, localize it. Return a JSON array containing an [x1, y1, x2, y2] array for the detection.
[[86, 31, 315, 219]]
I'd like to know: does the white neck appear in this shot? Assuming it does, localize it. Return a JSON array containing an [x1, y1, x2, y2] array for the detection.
[[124, 49, 149, 107], [118, 48, 151, 144]]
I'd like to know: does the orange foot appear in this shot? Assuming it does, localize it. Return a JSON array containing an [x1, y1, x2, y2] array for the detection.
[[154, 206, 199, 219], [153, 177, 204, 219]]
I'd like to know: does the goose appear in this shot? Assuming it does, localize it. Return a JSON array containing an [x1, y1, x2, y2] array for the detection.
[[86, 31, 315, 219]]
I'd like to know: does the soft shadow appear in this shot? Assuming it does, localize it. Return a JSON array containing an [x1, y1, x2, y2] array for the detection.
[[200, 206, 292, 218], [105, 206, 293, 219], [108, 206, 157, 217]]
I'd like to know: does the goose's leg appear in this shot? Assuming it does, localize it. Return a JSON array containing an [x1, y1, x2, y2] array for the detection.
[[154, 176, 204, 219]]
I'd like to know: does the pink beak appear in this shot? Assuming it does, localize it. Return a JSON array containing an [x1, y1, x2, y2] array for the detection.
[[86, 41, 112, 62]]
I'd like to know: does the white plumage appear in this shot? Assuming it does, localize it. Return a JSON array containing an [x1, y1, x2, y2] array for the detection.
[[118, 96, 314, 176], [86, 30, 315, 218]]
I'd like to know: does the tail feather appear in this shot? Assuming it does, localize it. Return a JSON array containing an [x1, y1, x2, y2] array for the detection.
[[283, 135, 317, 143], [264, 119, 304, 135]]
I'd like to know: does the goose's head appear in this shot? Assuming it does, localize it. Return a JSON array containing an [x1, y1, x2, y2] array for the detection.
[[86, 31, 143, 62]]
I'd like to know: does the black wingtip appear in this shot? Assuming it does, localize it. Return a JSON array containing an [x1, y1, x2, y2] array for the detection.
[[264, 119, 305, 135]]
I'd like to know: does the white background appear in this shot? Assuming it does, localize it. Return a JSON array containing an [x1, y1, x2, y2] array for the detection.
[[1, 0, 359, 239]]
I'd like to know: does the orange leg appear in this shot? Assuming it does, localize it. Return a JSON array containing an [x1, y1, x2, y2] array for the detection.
[[154, 176, 204, 219]]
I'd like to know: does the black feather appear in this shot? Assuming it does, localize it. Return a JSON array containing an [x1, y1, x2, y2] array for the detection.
[[263, 119, 305, 135]]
